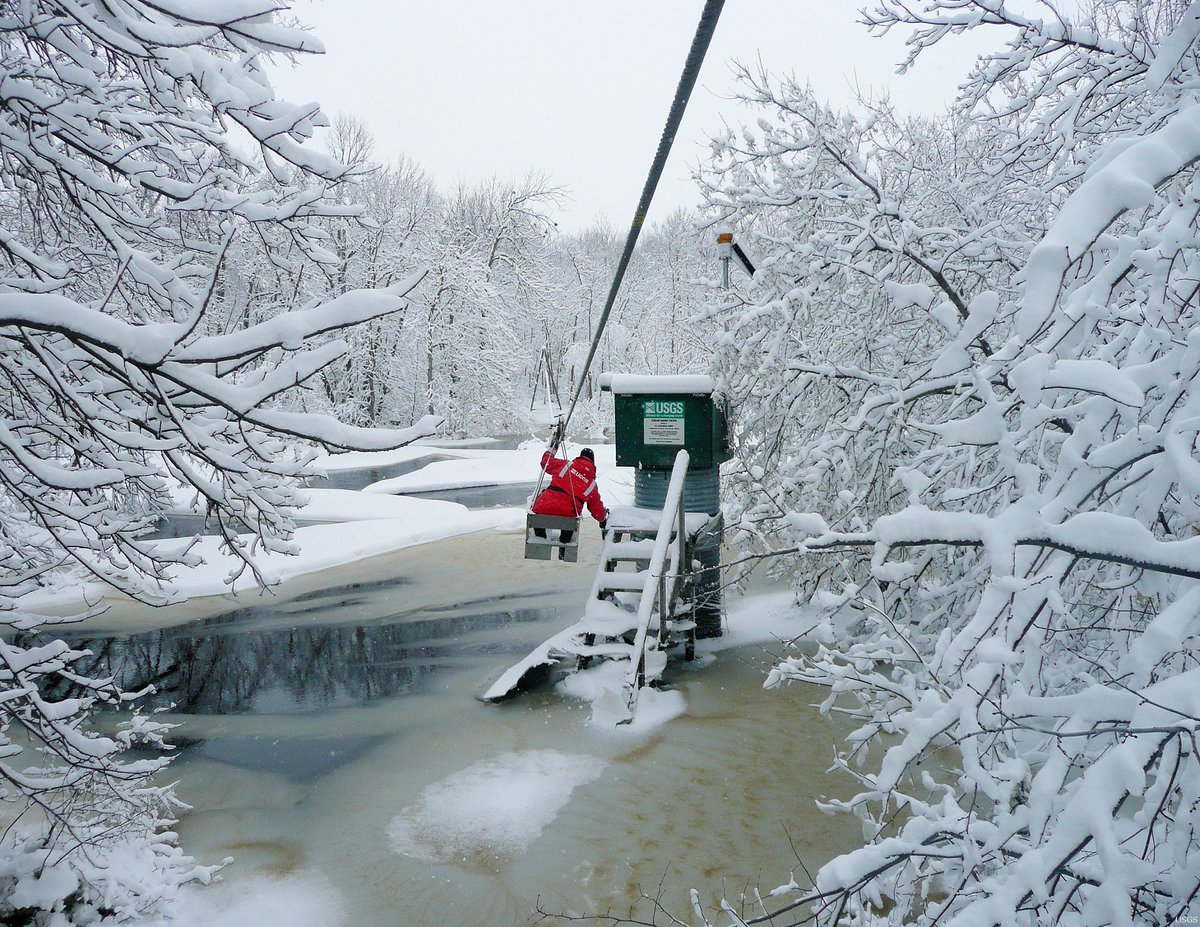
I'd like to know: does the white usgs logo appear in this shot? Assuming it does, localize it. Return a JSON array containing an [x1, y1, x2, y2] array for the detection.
[[644, 400, 684, 417]]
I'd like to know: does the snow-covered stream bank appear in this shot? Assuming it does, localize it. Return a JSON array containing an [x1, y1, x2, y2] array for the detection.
[[51, 443, 861, 926]]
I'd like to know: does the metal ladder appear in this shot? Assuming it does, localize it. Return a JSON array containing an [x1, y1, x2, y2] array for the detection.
[[482, 450, 704, 722]]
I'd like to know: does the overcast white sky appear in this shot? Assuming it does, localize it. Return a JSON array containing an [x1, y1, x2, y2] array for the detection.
[[271, 1, 996, 231]]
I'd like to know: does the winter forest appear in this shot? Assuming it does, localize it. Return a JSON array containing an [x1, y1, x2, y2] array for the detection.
[[2, 1, 1200, 926]]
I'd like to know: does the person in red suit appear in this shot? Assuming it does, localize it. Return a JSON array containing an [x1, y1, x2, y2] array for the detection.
[[531, 447, 608, 545]]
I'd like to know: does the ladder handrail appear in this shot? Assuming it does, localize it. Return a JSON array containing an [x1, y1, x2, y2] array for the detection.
[[625, 449, 690, 715]]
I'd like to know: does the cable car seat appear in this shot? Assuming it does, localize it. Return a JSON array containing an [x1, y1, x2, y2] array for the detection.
[[524, 513, 580, 562]]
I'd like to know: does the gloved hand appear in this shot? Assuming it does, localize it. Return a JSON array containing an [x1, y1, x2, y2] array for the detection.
[[599, 509, 609, 533]]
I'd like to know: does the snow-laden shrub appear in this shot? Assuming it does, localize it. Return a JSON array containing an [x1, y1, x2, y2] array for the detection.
[[0, 2, 437, 922], [704, 2, 1200, 924]]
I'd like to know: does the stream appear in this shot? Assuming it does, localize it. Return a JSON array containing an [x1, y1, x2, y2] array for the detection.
[[64, 464, 861, 926]]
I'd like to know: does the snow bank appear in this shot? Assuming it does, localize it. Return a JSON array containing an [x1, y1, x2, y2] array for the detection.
[[161, 508, 525, 599], [365, 445, 546, 494], [22, 440, 628, 616], [291, 489, 458, 523], [386, 750, 604, 866], [22, 503, 524, 612], [364, 442, 625, 498], [309, 444, 448, 473], [168, 484, 460, 523]]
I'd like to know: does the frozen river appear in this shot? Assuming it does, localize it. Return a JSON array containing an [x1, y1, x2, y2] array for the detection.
[[65, 467, 861, 926]]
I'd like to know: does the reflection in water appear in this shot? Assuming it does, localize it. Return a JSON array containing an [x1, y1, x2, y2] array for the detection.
[[196, 733, 385, 782], [45, 578, 573, 784], [54, 584, 562, 718]]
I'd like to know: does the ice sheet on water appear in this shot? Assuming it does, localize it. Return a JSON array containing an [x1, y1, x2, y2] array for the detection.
[[157, 870, 346, 927], [557, 658, 687, 730], [386, 750, 605, 867]]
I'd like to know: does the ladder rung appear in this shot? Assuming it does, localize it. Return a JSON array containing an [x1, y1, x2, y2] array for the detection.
[[606, 539, 655, 559], [580, 616, 640, 645], [583, 598, 634, 618], [564, 641, 636, 658], [607, 505, 712, 537], [608, 528, 658, 540], [597, 572, 649, 592]]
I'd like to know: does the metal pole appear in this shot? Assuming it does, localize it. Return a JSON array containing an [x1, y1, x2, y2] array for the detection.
[[678, 482, 687, 592], [659, 572, 669, 647]]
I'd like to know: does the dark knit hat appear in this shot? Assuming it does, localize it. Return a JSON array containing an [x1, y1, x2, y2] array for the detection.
[[579, 448, 595, 462]]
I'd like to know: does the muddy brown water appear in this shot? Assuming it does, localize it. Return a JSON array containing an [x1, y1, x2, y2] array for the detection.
[[64, 529, 861, 926]]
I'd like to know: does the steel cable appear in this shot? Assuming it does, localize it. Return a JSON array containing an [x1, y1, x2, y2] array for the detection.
[[529, 0, 725, 516], [559, 0, 726, 431]]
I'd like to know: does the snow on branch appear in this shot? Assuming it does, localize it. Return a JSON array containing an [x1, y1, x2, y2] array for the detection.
[[1019, 101, 1200, 340], [0, 3, 444, 921], [702, 3, 1200, 924], [792, 508, 1200, 582]]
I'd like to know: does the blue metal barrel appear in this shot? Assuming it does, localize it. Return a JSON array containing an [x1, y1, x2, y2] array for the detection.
[[634, 466, 719, 515]]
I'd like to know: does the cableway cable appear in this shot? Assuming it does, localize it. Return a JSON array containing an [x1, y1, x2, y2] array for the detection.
[[559, 0, 726, 435], [526, 0, 725, 548]]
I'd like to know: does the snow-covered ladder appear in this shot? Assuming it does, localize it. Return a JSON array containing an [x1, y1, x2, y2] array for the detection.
[[482, 450, 699, 723], [612, 449, 691, 720]]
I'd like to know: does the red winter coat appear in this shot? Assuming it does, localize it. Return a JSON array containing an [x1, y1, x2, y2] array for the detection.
[[531, 452, 607, 522]]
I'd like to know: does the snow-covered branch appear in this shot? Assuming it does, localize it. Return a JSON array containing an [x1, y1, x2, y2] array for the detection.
[[704, 3, 1200, 924], [0, 3, 443, 921]]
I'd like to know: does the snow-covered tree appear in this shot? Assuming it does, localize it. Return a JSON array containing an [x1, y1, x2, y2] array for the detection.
[[232, 114, 724, 440], [546, 213, 720, 434], [700, 69, 1025, 561], [301, 117, 440, 426], [704, 3, 1200, 924], [414, 175, 565, 434], [0, 2, 437, 921], [630, 209, 717, 375]]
